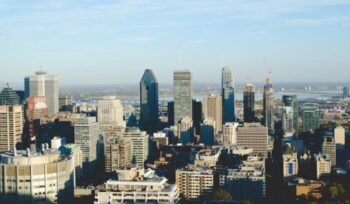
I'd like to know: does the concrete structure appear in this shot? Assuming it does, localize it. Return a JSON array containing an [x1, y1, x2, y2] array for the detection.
[[97, 96, 124, 130], [302, 104, 320, 132], [104, 137, 132, 173], [0, 148, 75, 203], [59, 95, 72, 112], [314, 153, 331, 179], [282, 95, 298, 132], [0, 105, 23, 152], [237, 123, 269, 158], [121, 128, 149, 167], [140, 69, 159, 134], [343, 86, 349, 97], [177, 116, 194, 145], [289, 178, 324, 200], [202, 94, 222, 132], [194, 147, 221, 167], [0, 85, 20, 105], [50, 136, 66, 150], [220, 155, 266, 202], [243, 82, 255, 122], [74, 116, 100, 178], [221, 66, 235, 123], [173, 70, 192, 124], [176, 165, 214, 199], [60, 144, 83, 186], [282, 144, 298, 181], [282, 106, 294, 134], [200, 119, 216, 146], [222, 122, 238, 145], [322, 137, 336, 166], [263, 77, 274, 135], [334, 126, 345, 145], [25, 71, 59, 116], [95, 168, 179, 204]]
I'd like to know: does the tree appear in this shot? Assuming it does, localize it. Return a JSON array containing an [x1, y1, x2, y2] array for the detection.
[[211, 188, 232, 200]]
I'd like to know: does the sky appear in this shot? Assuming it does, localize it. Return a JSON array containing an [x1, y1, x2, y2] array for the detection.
[[0, 0, 350, 86]]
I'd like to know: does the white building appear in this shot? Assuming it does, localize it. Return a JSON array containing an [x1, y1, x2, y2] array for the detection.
[[283, 150, 298, 181], [94, 167, 179, 204], [0, 148, 75, 203], [0, 105, 23, 152], [122, 128, 149, 167], [222, 122, 238, 145], [322, 137, 336, 166], [315, 153, 331, 179], [194, 147, 221, 167], [97, 96, 124, 129], [25, 71, 59, 116], [177, 116, 193, 145], [237, 123, 269, 158], [334, 126, 345, 145]]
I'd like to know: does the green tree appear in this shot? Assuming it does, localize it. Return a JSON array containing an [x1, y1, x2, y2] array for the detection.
[[211, 188, 232, 200]]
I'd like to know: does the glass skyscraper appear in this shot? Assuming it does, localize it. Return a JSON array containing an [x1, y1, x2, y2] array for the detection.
[[263, 78, 274, 135], [0, 84, 20, 105], [221, 66, 235, 123], [243, 82, 255, 122], [173, 70, 193, 124], [282, 95, 298, 132]]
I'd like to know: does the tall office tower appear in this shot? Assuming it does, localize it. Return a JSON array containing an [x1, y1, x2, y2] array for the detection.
[[221, 66, 235, 123], [104, 137, 132, 173], [24, 96, 48, 148], [343, 86, 349, 97], [222, 122, 238, 145], [202, 94, 222, 133], [122, 128, 149, 167], [282, 106, 294, 134], [200, 119, 216, 146], [0, 105, 23, 152], [220, 155, 266, 202], [263, 77, 274, 135], [192, 99, 202, 135], [302, 104, 320, 132], [176, 166, 214, 199], [167, 101, 174, 126], [282, 95, 298, 131], [0, 149, 75, 203], [243, 82, 255, 122], [177, 116, 194, 145], [0, 85, 20, 105], [314, 153, 331, 179], [74, 116, 100, 179], [322, 137, 336, 166], [59, 95, 73, 112], [97, 96, 124, 128], [237, 123, 269, 158], [140, 69, 159, 134], [173, 70, 193, 124], [334, 126, 345, 145], [61, 143, 83, 186], [24, 71, 59, 116], [282, 144, 298, 181]]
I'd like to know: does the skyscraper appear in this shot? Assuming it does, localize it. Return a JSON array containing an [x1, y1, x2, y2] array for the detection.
[[104, 137, 132, 173], [74, 116, 100, 179], [97, 96, 124, 132], [25, 71, 59, 116], [200, 119, 216, 146], [202, 94, 222, 133], [221, 66, 235, 123], [237, 123, 269, 158], [140, 69, 159, 134], [178, 116, 194, 145], [302, 104, 320, 132], [263, 77, 274, 135], [243, 82, 255, 122], [343, 86, 349, 97], [282, 95, 298, 131], [0, 105, 23, 152], [222, 122, 239, 145], [121, 128, 149, 167], [192, 99, 202, 135], [173, 70, 192, 124], [322, 136, 336, 166], [0, 84, 20, 105]]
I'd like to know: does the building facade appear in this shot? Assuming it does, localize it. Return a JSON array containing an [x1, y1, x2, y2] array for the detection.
[[202, 94, 222, 133], [173, 70, 193, 124], [237, 123, 269, 158], [244, 82, 255, 122], [0, 105, 23, 152], [263, 78, 274, 135], [221, 66, 235, 123], [121, 128, 149, 167]]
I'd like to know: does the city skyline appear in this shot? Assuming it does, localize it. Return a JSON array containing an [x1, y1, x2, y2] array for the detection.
[[0, 0, 350, 85]]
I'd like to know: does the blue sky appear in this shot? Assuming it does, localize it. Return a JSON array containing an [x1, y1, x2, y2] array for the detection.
[[0, 0, 350, 86]]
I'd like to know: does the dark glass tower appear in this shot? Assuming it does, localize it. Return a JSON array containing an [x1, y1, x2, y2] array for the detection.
[[221, 66, 235, 123], [0, 84, 20, 105], [282, 95, 298, 131], [140, 69, 159, 134], [263, 78, 274, 135], [243, 83, 255, 122], [192, 99, 202, 135]]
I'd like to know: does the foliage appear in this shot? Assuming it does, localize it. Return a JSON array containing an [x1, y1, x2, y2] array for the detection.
[[210, 188, 232, 201]]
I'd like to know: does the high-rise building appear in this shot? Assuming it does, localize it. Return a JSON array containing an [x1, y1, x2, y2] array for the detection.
[[104, 137, 132, 173], [302, 104, 320, 132], [97, 96, 124, 130], [334, 126, 345, 145], [237, 123, 269, 158], [314, 153, 331, 179], [0, 105, 23, 152], [74, 116, 100, 179], [202, 94, 222, 133], [121, 128, 149, 167], [0, 148, 75, 203], [343, 86, 349, 97], [177, 116, 194, 145], [173, 70, 192, 124], [24, 71, 59, 116], [243, 82, 255, 122], [221, 66, 235, 123], [282, 106, 294, 134], [0, 85, 20, 105], [176, 165, 214, 199], [59, 95, 73, 112], [192, 99, 202, 135], [220, 155, 266, 202], [140, 69, 159, 134], [200, 118, 216, 146], [322, 136, 336, 166], [282, 144, 298, 181], [60, 143, 83, 186], [263, 77, 274, 135], [222, 122, 239, 145], [167, 101, 174, 126], [24, 96, 48, 148], [282, 95, 298, 131]]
